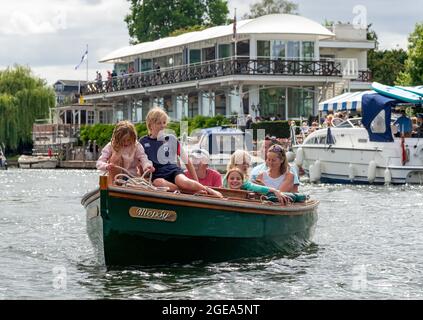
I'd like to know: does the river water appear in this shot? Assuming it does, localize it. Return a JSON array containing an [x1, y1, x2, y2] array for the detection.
[[0, 168, 422, 300]]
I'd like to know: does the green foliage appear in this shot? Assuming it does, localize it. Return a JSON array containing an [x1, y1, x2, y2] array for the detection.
[[79, 124, 115, 147], [368, 49, 407, 86], [170, 25, 208, 37], [78, 115, 231, 147], [396, 23, 423, 86], [125, 0, 229, 43], [242, 0, 298, 19], [0, 65, 55, 152], [251, 120, 292, 138]]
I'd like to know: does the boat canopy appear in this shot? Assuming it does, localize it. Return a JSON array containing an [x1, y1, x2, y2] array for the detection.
[[318, 90, 375, 113], [361, 93, 397, 142]]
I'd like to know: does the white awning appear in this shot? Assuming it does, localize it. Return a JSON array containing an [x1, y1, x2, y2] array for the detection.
[[319, 90, 375, 113]]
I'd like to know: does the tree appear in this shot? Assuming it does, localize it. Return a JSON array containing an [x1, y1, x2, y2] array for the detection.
[[242, 0, 298, 19], [0, 65, 55, 153], [368, 49, 407, 86], [125, 0, 229, 44], [396, 23, 423, 86]]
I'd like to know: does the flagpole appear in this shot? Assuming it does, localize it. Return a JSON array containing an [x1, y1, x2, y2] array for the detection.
[[86, 44, 89, 82], [233, 8, 237, 58]]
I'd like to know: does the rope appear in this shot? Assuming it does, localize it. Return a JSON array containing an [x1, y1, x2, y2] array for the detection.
[[112, 166, 169, 192]]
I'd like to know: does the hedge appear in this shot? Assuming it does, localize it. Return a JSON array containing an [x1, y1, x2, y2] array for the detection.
[[79, 115, 232, 147]]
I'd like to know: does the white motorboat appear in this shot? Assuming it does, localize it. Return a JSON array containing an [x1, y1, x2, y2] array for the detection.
[[293, 89, 423, 184], [188, 126, 262, 172], [18, 155, 58, 169]]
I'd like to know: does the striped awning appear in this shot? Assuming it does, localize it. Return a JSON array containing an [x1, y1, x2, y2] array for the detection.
[[319, 90, 376, 113]]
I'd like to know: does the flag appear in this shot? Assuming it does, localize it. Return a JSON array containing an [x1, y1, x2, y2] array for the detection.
[[232, 9, 237, 41], [75, 49, 88, 70]]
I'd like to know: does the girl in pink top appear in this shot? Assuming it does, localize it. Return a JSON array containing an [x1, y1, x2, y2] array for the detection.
[[96, 121, 154, 183]]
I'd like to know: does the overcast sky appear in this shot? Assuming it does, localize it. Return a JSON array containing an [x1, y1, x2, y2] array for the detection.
[[0, 0, 421, 85]]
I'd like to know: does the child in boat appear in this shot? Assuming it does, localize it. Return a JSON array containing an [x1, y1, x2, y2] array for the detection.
[[224, 168, 291, 204], [96, 120, 154, 184], [140, 107, 222, 198]]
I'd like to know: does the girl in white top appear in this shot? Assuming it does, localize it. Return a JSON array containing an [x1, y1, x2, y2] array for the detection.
[[257, 144, 295, 192], [96, 120, 154, 184]]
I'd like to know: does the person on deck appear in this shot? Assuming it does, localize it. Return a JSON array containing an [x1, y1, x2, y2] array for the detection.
[[394, 110, 412, 137]]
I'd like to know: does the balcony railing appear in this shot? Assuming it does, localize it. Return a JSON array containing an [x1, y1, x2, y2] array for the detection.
[[83, 57, 344, 96], [354, 70, 372, 82]]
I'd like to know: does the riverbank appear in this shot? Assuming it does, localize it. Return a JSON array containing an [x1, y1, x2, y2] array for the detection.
[[6, 159, 96, 169]]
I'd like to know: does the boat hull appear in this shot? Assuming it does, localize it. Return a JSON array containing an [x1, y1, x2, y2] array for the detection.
[[82, 183, 318, 267]]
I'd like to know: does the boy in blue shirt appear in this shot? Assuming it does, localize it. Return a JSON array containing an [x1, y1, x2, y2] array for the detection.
[[140, 107, 222, 198]]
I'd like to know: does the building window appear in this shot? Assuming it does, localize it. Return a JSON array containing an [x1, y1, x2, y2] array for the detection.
[[189, 49, 201, 64], [116, 110, 124, 122], [257, 40, 270, 58], [259, 87, 286, 120], [302, 42, 315, 60], [141, 59, 152, 72], [218, 44, 231, 59], [236, 40, 250, 57], [272, 40, 286, 59], [287, 41, 300, 59], [188, 94, 199, 117], [87, 111, 94, 124], [215, 91, 226, 115], [202, 47, 216, 62], [288, 87, 314, 119]]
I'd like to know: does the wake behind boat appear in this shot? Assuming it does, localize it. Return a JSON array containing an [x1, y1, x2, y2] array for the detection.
[[82, 175, 319, 267]]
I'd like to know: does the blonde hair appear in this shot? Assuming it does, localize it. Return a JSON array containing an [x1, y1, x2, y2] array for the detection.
[[226, 150, 251, 172], [111, 121, 137, 152], [267, 144, 288, 175], [224, 168, 245, 188], [145, 107, 169, 134]]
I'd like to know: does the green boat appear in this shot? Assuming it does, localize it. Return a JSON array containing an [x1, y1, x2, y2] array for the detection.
[[81, 176, 319, 267]]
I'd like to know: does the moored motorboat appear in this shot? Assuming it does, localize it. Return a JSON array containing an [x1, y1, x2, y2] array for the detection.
[[293, 87, 423, 184], [18, 155, 58, 169], [82, 176, 319, 267]]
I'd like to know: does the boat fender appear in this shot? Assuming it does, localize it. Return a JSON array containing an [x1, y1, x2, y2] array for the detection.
[[310, 160, 321, 182], [286, 151, 296, 163], [348, 163, 355, 181], [367, 160, 377, 183], [295, 147, 304, 166], [384, 168, 392, 185], [308, 164, 315, 182]]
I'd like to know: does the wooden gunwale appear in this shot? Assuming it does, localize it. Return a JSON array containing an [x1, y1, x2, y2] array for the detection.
[[108, 186, 318, 216]]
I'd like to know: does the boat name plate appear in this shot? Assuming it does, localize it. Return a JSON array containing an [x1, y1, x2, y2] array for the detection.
[[129, 207, 177, 222]]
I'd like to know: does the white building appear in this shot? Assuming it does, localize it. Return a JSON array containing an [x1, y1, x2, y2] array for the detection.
[[80, 14, 376, 123]]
